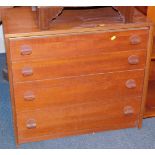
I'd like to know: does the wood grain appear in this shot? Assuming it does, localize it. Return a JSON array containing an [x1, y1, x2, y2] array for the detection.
[[139, 25, 154, 126], [17, 96, 140, 143], [135, 7, 148, 15], [146, 80, 155, 109], [114, 7, 134, 23], [145, 62, 155, 118], [4, 38, 19, 145], [36, 6, 135, 30], [2, 6, 152, 145], [11, 50, 146, 82], [9, 29, 148, 61], [143, 7, 155, 119], [13, 70, 144, 112], [149, 61, 155, 80], [36, 7, 63, 30], [2, 7, 150, 38]]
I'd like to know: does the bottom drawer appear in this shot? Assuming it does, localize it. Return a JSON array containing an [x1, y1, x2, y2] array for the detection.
[[17, 97, 141, 144]]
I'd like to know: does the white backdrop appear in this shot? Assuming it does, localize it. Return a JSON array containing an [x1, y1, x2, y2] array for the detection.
[[0, 25, 5, 53]]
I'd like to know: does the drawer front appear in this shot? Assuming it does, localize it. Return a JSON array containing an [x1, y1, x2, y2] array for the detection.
[[17, 97, 140, 143], [149, 61, 155, 81], [10, 29, 148, 61], [13, 70, 144, 112], [12, 50, 146, 82]]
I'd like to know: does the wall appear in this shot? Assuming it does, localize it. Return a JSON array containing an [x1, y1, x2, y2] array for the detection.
[[0, 25, 5, 53]]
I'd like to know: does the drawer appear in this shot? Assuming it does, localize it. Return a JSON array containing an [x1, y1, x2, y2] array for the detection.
[[12, 50, 146, 82], [13, 70, 144, 112], [149, 60, 155, 81], [16, 96, 140, 143], [9, 29, 148, 61]]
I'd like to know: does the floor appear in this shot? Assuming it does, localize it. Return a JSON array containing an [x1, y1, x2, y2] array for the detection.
[[0, 53, 155, 149]]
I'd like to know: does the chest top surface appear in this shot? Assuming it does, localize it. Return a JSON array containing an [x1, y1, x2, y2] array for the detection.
[[2, 6, 151, 38]]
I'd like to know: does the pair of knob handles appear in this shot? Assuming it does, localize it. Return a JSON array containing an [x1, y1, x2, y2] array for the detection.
[[26, 105, 134, 129], [21, 55, 140, 77], [20, 35, 141, 55], [23, 79, 136, 101]]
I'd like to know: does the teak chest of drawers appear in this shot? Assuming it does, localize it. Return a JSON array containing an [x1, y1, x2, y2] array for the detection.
[[2, 7, 153, 144]]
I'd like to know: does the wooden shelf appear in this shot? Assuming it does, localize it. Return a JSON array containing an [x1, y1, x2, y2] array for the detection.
[[144, 106, 155, 118], [144, 80, 155, 118], [144, 7, 155, 118], [144, 39, 155, 117]]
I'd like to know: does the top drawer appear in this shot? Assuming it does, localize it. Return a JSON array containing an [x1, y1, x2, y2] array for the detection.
[[9, 29, 149, 61]]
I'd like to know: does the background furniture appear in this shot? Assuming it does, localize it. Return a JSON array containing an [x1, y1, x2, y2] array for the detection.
[[143, 6, 155, 118], [36, 6, 135, 30]]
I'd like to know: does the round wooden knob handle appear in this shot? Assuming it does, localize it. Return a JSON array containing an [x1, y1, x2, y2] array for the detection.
[[22, 67, 33, 76], [20, 45, 32, 55], [26, 119, 37, 129], [130, 35, 141, 45], [128, 55, 139, 65], [125, 79, 136, 89], [24, 91, 35, 101], [124, 106, 134, 115]]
